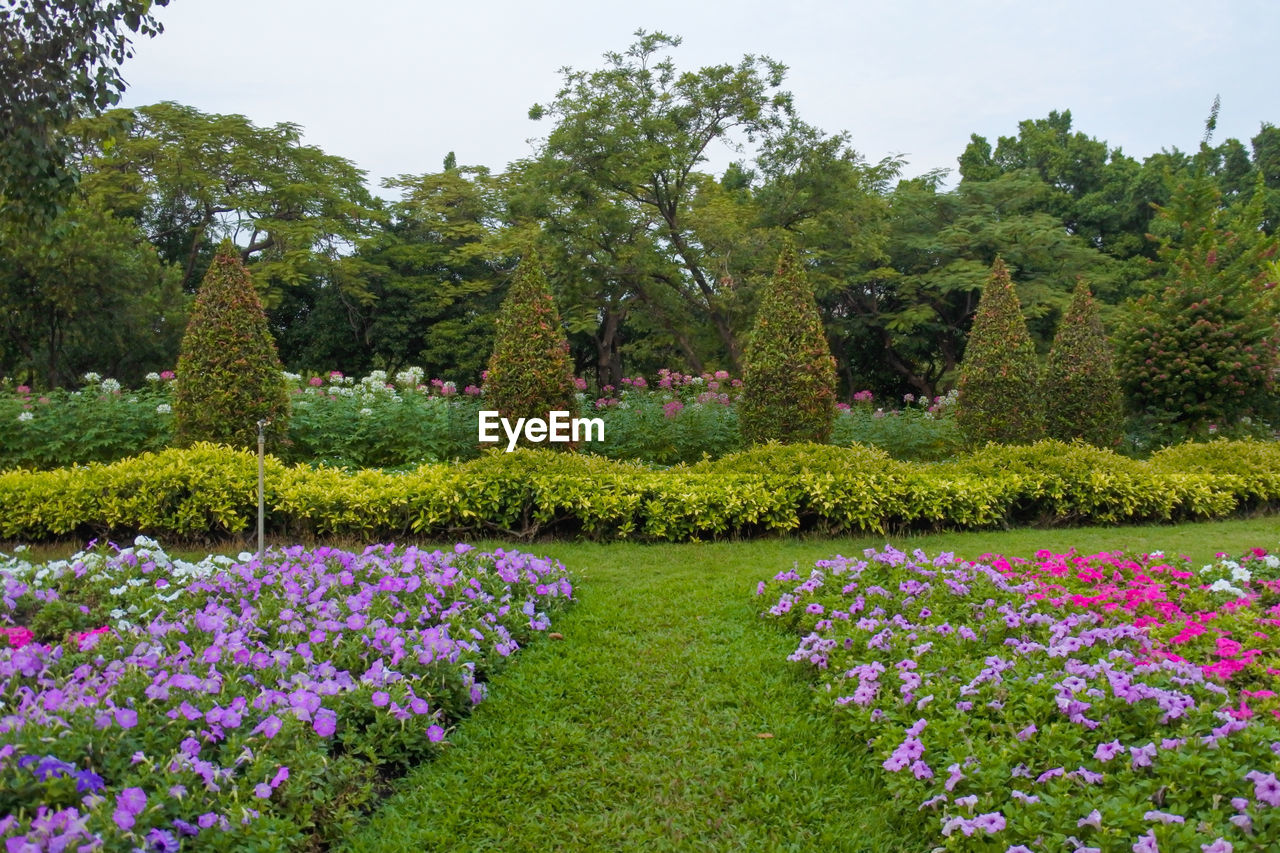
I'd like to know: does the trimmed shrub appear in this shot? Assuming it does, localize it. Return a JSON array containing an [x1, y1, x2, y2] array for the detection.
[[4, 440, 1280, 543], [1043, 278, 1123, 446], [174, 241, 290, 450], [955, 257, 1044, 445], [482, 248, 577, 441], [739, 243, 838, 444]]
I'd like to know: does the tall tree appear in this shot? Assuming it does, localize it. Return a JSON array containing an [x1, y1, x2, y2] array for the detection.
[[1116, 171, 1280, 437], [286, 163, 510, 379], [0, 0, 168, 227], [0, 193, 183, 387], [71, 102, 381, 301], [527, 30, 793, 372]]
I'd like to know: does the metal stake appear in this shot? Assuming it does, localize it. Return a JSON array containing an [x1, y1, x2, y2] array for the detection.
[[257, 419, 267, 565]]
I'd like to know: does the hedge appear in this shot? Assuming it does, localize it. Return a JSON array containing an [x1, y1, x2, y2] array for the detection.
[[2, 439, 1278, 543]]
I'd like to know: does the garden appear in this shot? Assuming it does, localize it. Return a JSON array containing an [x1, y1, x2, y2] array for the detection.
[[4, 26, 1280, 849]]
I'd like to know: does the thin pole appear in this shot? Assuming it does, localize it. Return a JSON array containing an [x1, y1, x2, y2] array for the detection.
[[257, 419, 267, 565]]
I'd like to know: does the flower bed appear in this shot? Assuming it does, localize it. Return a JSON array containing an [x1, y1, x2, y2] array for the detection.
[[760, 545, 1280, 851], [0, 538, 573, 849]]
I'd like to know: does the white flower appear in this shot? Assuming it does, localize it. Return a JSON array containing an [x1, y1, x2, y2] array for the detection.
[[82, 372, 101, 383], [1265, 555, 1279, 569], [1208, 579, 1246, 597], [1231, 566, 1252, 583], [156, 403, 172, 414], [145, 372, 161, 382], [100, 378, 121, 394], [359, 407, 373, 416], [282, 371, 300, 382], [17, 411, 33, 422]]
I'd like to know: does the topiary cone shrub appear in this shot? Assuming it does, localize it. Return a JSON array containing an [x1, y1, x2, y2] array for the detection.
[[483, 247, 578, 445], [955, 257, 1044, 446], [174, 240, 290, 450], [739, 242, 838, 444], [1043, 278, 1123, 447]]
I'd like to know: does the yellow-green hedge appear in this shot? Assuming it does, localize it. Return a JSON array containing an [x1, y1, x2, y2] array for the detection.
[[1, 439, 1277, 543]]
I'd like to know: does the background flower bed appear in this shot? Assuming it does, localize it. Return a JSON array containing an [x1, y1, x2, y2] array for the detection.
[[760, 543, 1280, 851], [0, 538, 573, 850], [1, 439, 1279, 544], [0, 370, 963, 470]]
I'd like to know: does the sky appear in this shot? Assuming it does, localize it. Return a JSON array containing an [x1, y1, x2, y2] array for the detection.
[[117, 0, 1276, 196]]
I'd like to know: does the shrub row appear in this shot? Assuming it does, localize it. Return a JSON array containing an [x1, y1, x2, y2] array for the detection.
[[2, 439, 1278, 543]]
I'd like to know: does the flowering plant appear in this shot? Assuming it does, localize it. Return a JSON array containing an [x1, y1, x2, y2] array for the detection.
[[0, 537, 572, 849], [760, 544, 1280, 851]]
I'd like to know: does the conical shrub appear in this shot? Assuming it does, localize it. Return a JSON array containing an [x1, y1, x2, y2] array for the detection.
[[739, 242, 838, 444], [955, 257, 1043, 445], [1044, 278, 1123, 446], [483, 248, 578, 440], [174, 241, 290, 450]]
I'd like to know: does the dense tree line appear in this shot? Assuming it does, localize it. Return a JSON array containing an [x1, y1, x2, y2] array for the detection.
[[2, 32, 1278, 426]]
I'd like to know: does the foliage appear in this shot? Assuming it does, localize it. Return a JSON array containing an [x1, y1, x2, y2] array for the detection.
[[829, 390, 963, 461], [174, 242, 291, 451], [0, 374, 173, 469], [955, 258, 1045, 445], [739, 243, 838, 444], [586, 370, 743, 465], [1043, 278, 1124, 446], [761, 543, 1280, 851], [72, 101, 381, 301], [483, 249, 578, 436], [291, 164, 508, 380], [0, 538, 572, 849], [1116, 172, 1280, 437], [4, 439, 1280, 543], [0, 0, 168, 228], [526, 29, 794, 373], [0, 196, 185, 387]]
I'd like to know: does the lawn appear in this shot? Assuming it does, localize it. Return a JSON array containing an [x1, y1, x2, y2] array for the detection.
[[342, 516, 1280, 852]]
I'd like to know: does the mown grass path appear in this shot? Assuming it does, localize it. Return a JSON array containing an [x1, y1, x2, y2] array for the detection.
[[344, 519, 1278, 852]]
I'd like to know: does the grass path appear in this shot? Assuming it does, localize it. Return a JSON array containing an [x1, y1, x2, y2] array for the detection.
[[342, 519, 1278, 852]]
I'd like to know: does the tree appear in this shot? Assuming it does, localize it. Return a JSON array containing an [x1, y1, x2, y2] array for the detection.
[[484, 247, 578, 434], [955, 258, 1044, 445], [0, 193, 184, 387], [739, 243, 837, 444], [1043, 279, 1123, 447], [281, 162, 510, 379], [71, 102, 381, 300], [0, 0, 168, 227], [1116, 173, 1280, 437], [174, 241, 290, 450], [528, 30, 793, 373]]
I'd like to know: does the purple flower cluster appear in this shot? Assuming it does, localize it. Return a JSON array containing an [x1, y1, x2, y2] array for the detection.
[[759, 544, 1280, 851], [1, 540, 573, 848]]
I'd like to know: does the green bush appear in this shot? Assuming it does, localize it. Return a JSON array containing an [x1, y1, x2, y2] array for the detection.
[[1043, 278, 1124, 447], [174, 241, 291, 450], [829, 393, 963, 461], [955, 258, 1044, 446], [482, 248, 577, 440], [4, 440, 1278, 544], [738, 243, 838, 444], [1115, 174, 1280, 436]]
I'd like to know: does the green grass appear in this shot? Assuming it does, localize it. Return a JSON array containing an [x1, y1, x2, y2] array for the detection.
[[341, 517, 1279, 852]]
